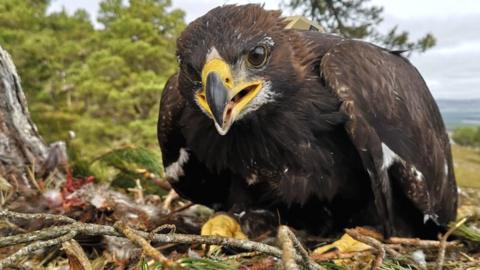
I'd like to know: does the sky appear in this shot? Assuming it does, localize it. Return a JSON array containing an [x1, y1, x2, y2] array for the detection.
[[48, 0, 480, 100]]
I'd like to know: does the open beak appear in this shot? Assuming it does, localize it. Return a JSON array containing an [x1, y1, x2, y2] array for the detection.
[[195, 59, 263, 135]]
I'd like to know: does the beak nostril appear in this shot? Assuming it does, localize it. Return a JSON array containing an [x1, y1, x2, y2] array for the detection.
[[225, 78, 230, 84]]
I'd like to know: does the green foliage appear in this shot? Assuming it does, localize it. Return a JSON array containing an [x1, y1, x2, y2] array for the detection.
[[319, 261, 345, 270], [0, 0, 185, 176], [453, 223, 480, 242], [380, 260, 413, 270], [177, 257, 236, 270], [97, 145, 163, 176], [452, 126, 480, 147], [138, 257, 236, 270], [95, 145, 166, 194], [285, 0, 436, 53]]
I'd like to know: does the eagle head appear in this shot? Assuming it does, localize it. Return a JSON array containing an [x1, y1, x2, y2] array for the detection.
[[176, 4, 305, 135]]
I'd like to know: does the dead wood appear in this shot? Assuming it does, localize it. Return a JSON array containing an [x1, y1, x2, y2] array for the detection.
[[0, 46, 66, 193]]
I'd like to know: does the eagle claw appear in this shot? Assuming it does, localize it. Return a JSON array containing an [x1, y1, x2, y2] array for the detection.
[[200, 213, 247, 254]]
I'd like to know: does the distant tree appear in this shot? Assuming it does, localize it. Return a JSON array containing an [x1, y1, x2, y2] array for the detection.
[[0, 0, 185, 177], [285, 0, 436, 54], [453, 127, 480, 148]]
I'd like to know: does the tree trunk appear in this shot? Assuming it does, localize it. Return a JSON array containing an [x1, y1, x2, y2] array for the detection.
[[0, 46, 65, 192]]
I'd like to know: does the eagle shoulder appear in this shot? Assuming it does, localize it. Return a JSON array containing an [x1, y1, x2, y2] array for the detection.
[[157, 73, 187, 167], [318, 39, 457, 235]]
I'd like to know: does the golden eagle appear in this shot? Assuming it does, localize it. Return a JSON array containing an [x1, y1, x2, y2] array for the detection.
[[157, 4, 457, 238]]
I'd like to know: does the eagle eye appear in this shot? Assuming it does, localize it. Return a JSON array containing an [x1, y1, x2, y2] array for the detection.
[[183, 63, 202, 88], [247, 45, 269, 68]]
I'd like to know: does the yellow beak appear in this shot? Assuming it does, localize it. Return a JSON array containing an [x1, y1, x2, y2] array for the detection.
[[195, 58, 263, 135]]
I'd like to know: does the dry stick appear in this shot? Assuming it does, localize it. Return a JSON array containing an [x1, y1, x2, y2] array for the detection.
[[436, 217, 468, 270], [1, 222, 284, 258], [345, 229, 385, 270], [284, 227, 324, 270], [0, 224, 72, 247], [157, 202, 195, 225], [278, 226, 300, 270], [148, 224, 176, 242], [216, 251, 263, 261], [62, 239, 93, 270], [0, 209, 75, 223], [1, 213, 309, 266], [346, 229, 426, 270], [388, 237, 460, 248], [0, 230, 77, 268], [114, 222, 176, 268]]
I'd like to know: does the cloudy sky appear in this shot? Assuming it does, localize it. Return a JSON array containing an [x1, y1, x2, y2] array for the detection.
[[48, 0, 480, 99]]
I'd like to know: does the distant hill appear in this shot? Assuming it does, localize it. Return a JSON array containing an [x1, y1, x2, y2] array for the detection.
[[436, 99, 480, 130]]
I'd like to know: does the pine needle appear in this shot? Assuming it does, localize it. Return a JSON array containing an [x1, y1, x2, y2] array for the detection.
[[177, 257, 236, 270], [452, 223, 480, 242], [95, 145, 163, 177], [380, 260, 413, 270]]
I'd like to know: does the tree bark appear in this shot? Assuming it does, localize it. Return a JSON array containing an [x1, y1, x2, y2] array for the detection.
[[0, 45, 65, 191]]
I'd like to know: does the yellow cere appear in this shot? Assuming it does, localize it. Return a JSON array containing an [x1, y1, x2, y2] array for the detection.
[[196, 58, 263, 118]]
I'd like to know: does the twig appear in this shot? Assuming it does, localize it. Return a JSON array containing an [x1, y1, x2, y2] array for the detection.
[[0, 209, 75, 223], [436, 217, 468, 270], [1, 211, 313, 266], [163, 189, 179, 210], [388, 237, 460, 248], [0, 230, 77, 268], [0, 224, 72, 247], [216, 251, 262, 261], [347, 228, 426, 270], [284, 227, 324, 270], [158, 202, 195, 224], [0, 210, 342, 269], [148, 224, 176, 241], [62, 239, 93, 270], [278, 226, 300, 270], [127, 179, 145, 204], [346, 228, 385, 270], [114, 221, 176, 268]]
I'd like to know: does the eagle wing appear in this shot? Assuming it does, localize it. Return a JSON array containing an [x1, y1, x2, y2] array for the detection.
[[319, 40, 457, 236], [157, 74, 231, 208]]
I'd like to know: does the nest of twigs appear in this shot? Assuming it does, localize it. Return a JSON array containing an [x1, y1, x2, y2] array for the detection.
[[1, 177, 479, 270]]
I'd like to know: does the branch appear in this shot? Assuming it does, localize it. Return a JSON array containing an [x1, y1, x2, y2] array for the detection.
[[114, 221, 176, 268], [346, 228, 385, 270], [346, 228, 426, 270], [388, 236, 460, 248], [278, 226, 300, 270], [0, 231, 77, 268], [0, 210, 314, 267], [324, 0, 345, 32], [0, 209, 75, 223], [436, 218, 468, 270], [62, 239, 93, 270]]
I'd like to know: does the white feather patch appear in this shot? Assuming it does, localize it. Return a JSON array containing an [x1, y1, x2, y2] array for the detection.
[[165, 148, 190, 181], [381, 143, 400, 169], [206, 47, 222, 62]]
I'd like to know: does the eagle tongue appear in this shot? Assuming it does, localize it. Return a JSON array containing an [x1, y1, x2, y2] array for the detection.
[[205, 72, 229, 126]]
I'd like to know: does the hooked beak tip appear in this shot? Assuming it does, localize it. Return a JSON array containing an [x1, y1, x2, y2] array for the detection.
[[214, 122, 230, 136]]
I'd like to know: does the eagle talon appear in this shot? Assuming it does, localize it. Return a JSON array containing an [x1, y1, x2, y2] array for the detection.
[[200, 213, 247, 254], [313, 232, 374, 268]]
